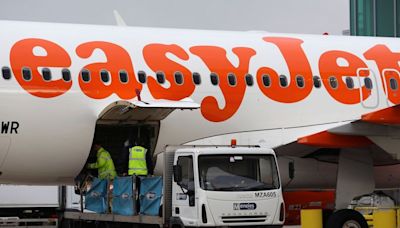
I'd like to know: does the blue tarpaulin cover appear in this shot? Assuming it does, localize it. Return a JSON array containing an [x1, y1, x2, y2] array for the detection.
[[139, 176, 163, 216], [112, 176, 135, 216], [85, 178, 108, 213]]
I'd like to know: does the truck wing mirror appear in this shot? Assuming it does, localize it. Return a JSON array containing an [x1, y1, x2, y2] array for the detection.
[[289, 161, 295, 180], [173, 165, 182, 183]]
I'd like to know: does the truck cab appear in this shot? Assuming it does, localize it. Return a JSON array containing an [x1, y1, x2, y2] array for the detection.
[[167, 146, 284, 227]]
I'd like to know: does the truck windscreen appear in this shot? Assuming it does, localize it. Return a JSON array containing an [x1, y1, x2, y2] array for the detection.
[[198, 154, 280, 191]]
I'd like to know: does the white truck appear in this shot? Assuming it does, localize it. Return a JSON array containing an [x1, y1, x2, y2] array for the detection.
[[0, 185, 61, 227], [63, 145, 285, 227], [0, 184, 83, 227]]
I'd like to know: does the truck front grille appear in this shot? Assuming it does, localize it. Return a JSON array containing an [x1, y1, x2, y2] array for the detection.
[[221, 215, 267, 223]]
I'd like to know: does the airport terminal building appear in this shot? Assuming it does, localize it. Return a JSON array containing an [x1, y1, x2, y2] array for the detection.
[[351, 0, 400, 37]]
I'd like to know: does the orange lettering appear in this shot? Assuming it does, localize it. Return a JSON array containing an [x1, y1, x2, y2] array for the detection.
[[76, 41, 140, 99], [143, 44, 194, 100], [190, 46, 256, 122], [319, 50, 369, 104], [257, 37, 313, 103], [364, 45, 400, 104], [10, 38, 72, 98]]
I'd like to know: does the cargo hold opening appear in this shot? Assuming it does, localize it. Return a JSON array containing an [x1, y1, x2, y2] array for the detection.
[[80, 100, 200, 180], [91, 122, 159, 176]]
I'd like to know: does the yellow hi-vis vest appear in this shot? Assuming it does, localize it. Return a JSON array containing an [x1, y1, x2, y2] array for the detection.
[[128, 146, 148, 176], [87, 147, 117, 179]]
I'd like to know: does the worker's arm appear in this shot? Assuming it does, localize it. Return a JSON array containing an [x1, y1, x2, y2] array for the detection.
[[87, 152, 107, 169]]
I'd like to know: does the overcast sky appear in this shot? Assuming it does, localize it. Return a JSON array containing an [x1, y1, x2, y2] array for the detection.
[[0, 0, 349, 35]]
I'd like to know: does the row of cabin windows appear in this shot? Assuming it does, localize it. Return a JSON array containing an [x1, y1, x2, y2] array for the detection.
[[1, 67, 73, 82], [2, 66, 400, 91], [2, 67, 245, 86], [209, 73, 254, 86], [260, 74, 375, 90], [2, 67, 201, 85]]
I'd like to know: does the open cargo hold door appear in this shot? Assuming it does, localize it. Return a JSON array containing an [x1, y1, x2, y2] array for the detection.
[[91, 99, 200, 176], [98, 99, 200, 123]]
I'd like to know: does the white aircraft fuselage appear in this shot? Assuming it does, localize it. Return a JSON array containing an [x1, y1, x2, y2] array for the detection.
[[0, 20, 398, 184]]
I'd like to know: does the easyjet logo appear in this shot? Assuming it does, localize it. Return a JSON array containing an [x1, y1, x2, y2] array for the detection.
[[7, 37, 400, 122]]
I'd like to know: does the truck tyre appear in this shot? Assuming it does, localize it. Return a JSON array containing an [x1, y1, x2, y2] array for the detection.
[[169, 216, 185, 228], [326, 209, 368, 228]]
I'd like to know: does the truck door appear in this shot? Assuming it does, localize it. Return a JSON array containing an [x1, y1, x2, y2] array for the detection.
[[173, 154, 198, 226]]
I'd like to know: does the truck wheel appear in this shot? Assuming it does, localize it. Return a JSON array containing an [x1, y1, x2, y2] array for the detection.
[[169, 216, 185, 228], [326, 209, 368, 228]]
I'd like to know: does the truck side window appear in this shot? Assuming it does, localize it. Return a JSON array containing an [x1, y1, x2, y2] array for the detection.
[[259, 156, 280, 189], [177, 156, 194, 191]]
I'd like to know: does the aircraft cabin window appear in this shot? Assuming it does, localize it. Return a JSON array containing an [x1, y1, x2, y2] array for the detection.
[[210, 73, 219, 85], [174, 71, 183, 85], [345, 77, 354, 89], [2, 67, 12, 80], [329, 76, 338, 89], [296, 75, 305, 88], [192, 72, 201, 85], [228, 73, 236, 86], [138, 71, 146, 84], [100, 70, 110, 83], [364, 77, 373, 90], [42, 68, 52, 81], [156, 71, 165, 84], [313, 76, 321, 88], [262, 74, 271, 87], [245, 74, 254, 86], [81, 69, 91, 82], [279, 75, 288, 87], [62, 69, 71, 82], [390, 78, 398, 91], [119, 70, 128, 83], [22, 67, 32, 81]]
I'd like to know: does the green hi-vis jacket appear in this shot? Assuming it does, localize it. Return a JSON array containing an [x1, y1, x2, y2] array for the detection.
[[87, 147, 117, 179], [128, 146, 148, 176]]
